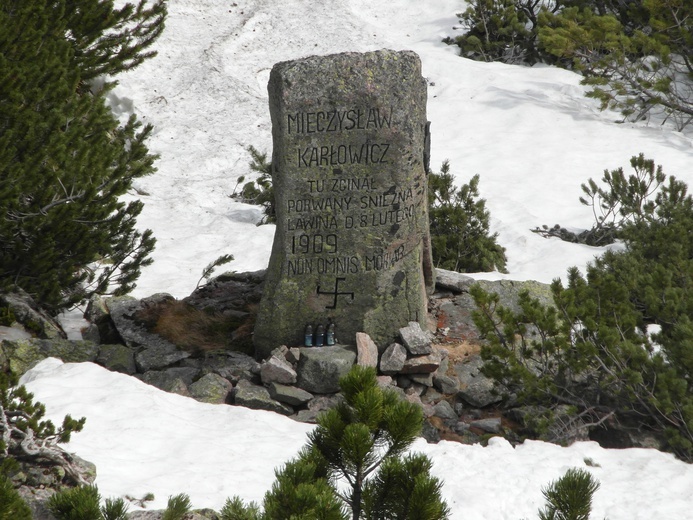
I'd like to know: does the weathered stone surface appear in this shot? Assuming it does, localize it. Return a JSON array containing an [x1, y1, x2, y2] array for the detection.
[[234, 379, 293, 415], [139, 370, 190, 396], [269, 382, 314, 406], [355, 332, 378, 367], [296, 345, 356, 393], [1, 339, 99, 376], [96, 344, 137, 374], [0, 288, 66, 340], [471, 417, 503, 434], [84, 295, 122, 344], [433, 373, 460, 394], [454, 355, 503, 408], [433, 400, 458, 422], [254, 49, 432, 359], [188, 373, 232, 404], [135, 343, 190, 373], [399, 321, 433, 355], [400, 351, 442, 374], [165, 366, 200, 386], [261, 354, 297, 384], [409, 373, 433, 386], [379, 342, 407, 374]]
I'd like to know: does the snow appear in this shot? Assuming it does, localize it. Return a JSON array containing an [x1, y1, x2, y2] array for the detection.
[[23, 0, 693, 518]]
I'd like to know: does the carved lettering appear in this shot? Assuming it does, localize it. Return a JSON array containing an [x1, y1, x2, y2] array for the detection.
[[287, 107, 392, 134]]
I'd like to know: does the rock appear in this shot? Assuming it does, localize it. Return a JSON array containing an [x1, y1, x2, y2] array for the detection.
[[193, 351, 261, 384], [355, 332, 378, 367], [421, 420, 441, 443], [188, 373, 232, 404], [165, 366, 200, 386], [296, 345, 356, 394], [135, 342, 190, 373], [409, 373, 433, 386], [1, 338, 99, 376], [233, 380, 293, 415], [139, 370, 190, 396], [260, 354, 297, 385], [454, 355, 503, 408], [254, 50, 431, 359], [379, 342, 407, 374], [84, 295, 122, 344], [434, 269, 474, 293], [470, 417, 503, 434], [433, 373, 460, 394], [17, 486, 57, 520], [268, 382, 314, 406], [96, 344, 137, 374], [0, 288, 66, 339], [433, 400, 459, 422], [400, 351, 442, 374], [399, 321, 433, 355]]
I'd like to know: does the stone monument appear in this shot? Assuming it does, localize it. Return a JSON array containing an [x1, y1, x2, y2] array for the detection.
[[254, 49, 433, 360]]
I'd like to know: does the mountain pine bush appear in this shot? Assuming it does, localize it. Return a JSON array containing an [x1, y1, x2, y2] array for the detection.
[[229, 366, 450, 519], [447, 0, 693, 129], [428, 160, 507, 273], [538, 468, 601, 520], [0, 0, 166, 314], [472, 156, 693, 460]]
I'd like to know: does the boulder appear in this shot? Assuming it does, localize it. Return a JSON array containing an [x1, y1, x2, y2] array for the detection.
[[0, 288, 65, 340], [233, 380, 293, 415], [188, 373, 232, 404], [379, 343, 407, 374], [84, 295, 122, 344], [454, 355, 503, 408], [139, 371, 190, 396], [135, 342, 190, 373], [433, 400, 459, 423], [96, 344, 137, 374], [260, 355, 297, 385], [193, 351, 260, 384], [1, 338, 99, 376], [296, 345, 356, 394], [268, 382, 313, 406], [470, 417, 503, 434], [399, 321, 433, 355], [355, 332, 378, 368], [400, 351, 442, 374], [433, 373, 460, 394]]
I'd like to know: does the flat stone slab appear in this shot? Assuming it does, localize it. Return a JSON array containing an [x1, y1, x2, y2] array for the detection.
[[296, 345, 356, 393]]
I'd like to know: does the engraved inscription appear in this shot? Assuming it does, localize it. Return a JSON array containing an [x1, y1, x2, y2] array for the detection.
[[287, 107, 392, 134], [316, 277, 355, 309]]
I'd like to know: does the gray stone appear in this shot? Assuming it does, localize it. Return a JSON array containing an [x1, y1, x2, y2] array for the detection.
[[470, 417, 503, 434], [433, 373, 460, 394], [261, 354, 297, 385], [165, 366, 200, 386], [135, 342, 190, 373], [234, 379, 293, 415], [0, 288, 65, 340], [96, 344, 137, 374], [454, 355, 503, 408], [1, 338, 99, 376], [399, 321, 433, 355], [84, 294, 122, 344], [400, 351, 442, 374], [139, 371, 190, 396], [254, 49, 432, 360], [269, 382, 314, 406], [296, 345, 356, 393], [188, 373, 232, 404], [194, 351, 261, 383], [409, 373, 433, 386], [434, 269, 475, 294], [433, 400, 459, 422], [379, 342, 407, 374], [308, 394, 344, 412], [355, 332, 378, 368]]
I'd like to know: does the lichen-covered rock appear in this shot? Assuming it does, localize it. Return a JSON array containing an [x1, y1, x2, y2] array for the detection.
[[296, 345, 356, 393], [139, 370, 190, 396], [96, 344, 137, 374], [188, 373, 232, 404], [254, 50, 431, 360], [0, 288, 66, 340], [1, 338, 99, 376]]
